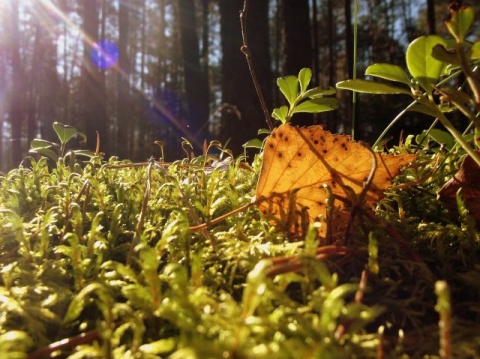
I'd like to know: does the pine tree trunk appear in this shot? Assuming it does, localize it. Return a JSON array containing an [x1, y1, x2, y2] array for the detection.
[[80, 0, 108, 155], [219, 0, 272, 154], [281, 0, 312, 75], [9, 3, 24, 167], [116, 0, 131, 159], [281, 0, 311, 126], [178, 0, 210, 146], [427, 0, 436, 34]]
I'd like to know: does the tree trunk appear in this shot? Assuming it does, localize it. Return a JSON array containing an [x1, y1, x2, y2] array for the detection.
[[80, 0, 108, 155], [427, 0, 436, 34], [116, 0, 131, 159], [311, 0, 319, 86], [281, 0, 311, 126], [178, 0, 210, 146], [281, 0, 311, 75], [9, 3, 25, 167], [219, 0, 272, 154]]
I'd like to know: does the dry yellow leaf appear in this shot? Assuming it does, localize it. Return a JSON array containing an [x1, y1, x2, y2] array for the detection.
[[255, 124, 416, 240]]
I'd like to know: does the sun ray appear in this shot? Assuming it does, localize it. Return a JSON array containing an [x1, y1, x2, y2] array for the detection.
[[3, 0, 201, 149]]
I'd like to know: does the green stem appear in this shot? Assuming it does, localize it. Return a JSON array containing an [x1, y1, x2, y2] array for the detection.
[[457, 42, 480, 107], [373, 100, 418, 148], [435, 281, 451, 359], [351, 0, 359, 139], [427, 99, 480, 166]]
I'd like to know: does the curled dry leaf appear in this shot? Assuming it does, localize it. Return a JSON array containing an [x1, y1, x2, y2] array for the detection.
[[255, 124, 416, 240], [438, 152, 480, 223]]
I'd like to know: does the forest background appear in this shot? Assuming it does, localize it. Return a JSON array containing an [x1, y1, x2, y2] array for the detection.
[[0, 0, 479, 173]]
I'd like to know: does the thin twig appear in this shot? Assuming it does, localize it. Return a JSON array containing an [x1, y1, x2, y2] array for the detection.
[[240, 0, 274, 130], [189, 202, 254, 231], [127, 159, 154, 266], [27, 330, 100, 359]]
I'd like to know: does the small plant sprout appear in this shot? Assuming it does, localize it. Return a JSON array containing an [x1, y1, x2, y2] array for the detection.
[[272, 68, 339, 124]]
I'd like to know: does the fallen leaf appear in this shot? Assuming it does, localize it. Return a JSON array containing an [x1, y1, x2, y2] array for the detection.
[[438, 152, 480, 223], [255, 124, 416, 240]]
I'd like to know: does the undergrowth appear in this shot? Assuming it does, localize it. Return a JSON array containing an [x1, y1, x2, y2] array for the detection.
[[1, 3, 480, 358], [0, 129, 480, 358]]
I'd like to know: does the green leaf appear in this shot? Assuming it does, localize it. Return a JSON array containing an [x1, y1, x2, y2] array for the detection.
[[429, 129, 455, 149], [277, 76, 298, 106], [63, 283, 111, 324], [0, 331, 33, 354], [298, 68, 312, 94], [71, 150, 97, 158], [101, 261, 139, 283], [29, 147, 59, 162], [122, 284, 154, 312], [292, 98, 339, 114], [365, 63, 412, 86], [257, 128, 271, 135], [30, 139, 59, 150], [470, 41, 480, 59], [272, 105, 289, 123], [432, 44, 460, 66], [445, 6, 475, 42], [304, 86, 336, 98], [336, 79, 411, 95], [53, 122, 86, 145], [243, 138, 264, 150], [140, 338, 177, 355], [406, 35, 447, 94]]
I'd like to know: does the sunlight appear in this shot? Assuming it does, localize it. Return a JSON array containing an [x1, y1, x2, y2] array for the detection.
[[0, 0, 201, 149]]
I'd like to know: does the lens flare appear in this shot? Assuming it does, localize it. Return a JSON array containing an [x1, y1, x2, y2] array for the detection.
[[90, 40, 119, 69]]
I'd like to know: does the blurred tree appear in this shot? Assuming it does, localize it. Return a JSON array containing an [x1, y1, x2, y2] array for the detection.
[[219, 0, 271, 154], [80, 0, 108, 154], [116, 0, 131, 159], [0, 0, 479, 171], [178, 0, 210, 146], [427, 0, 436, 34], [281, 0, 312, 126], [281, 0, 311, 75], [9, 2, 25, 168]]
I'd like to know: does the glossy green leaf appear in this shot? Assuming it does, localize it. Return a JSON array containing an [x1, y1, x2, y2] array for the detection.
[[243, 138, 264, 149], [30, 139, 59, 150], [29, 140, 59, 161], [29, 148, 59, 162], [445, 6, 475, 42], [277, 76, 298, 106], [71, 150, 97, 158], [429, 129, 455, 149], [258, 128, 271, 135], [304, 86, 336, 98], [272, 105, 289, 123], [470, 41, 480, 59], [53, 122, 80, 144], [365, 63, 412, 86], [292, 98, 339, 114], [406, 36, 447, 94], [298, 68, 312, 94], [336, 79, 411, 95]]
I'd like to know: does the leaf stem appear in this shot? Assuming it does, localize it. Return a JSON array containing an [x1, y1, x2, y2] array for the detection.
[[424, 97, 480, 167]]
